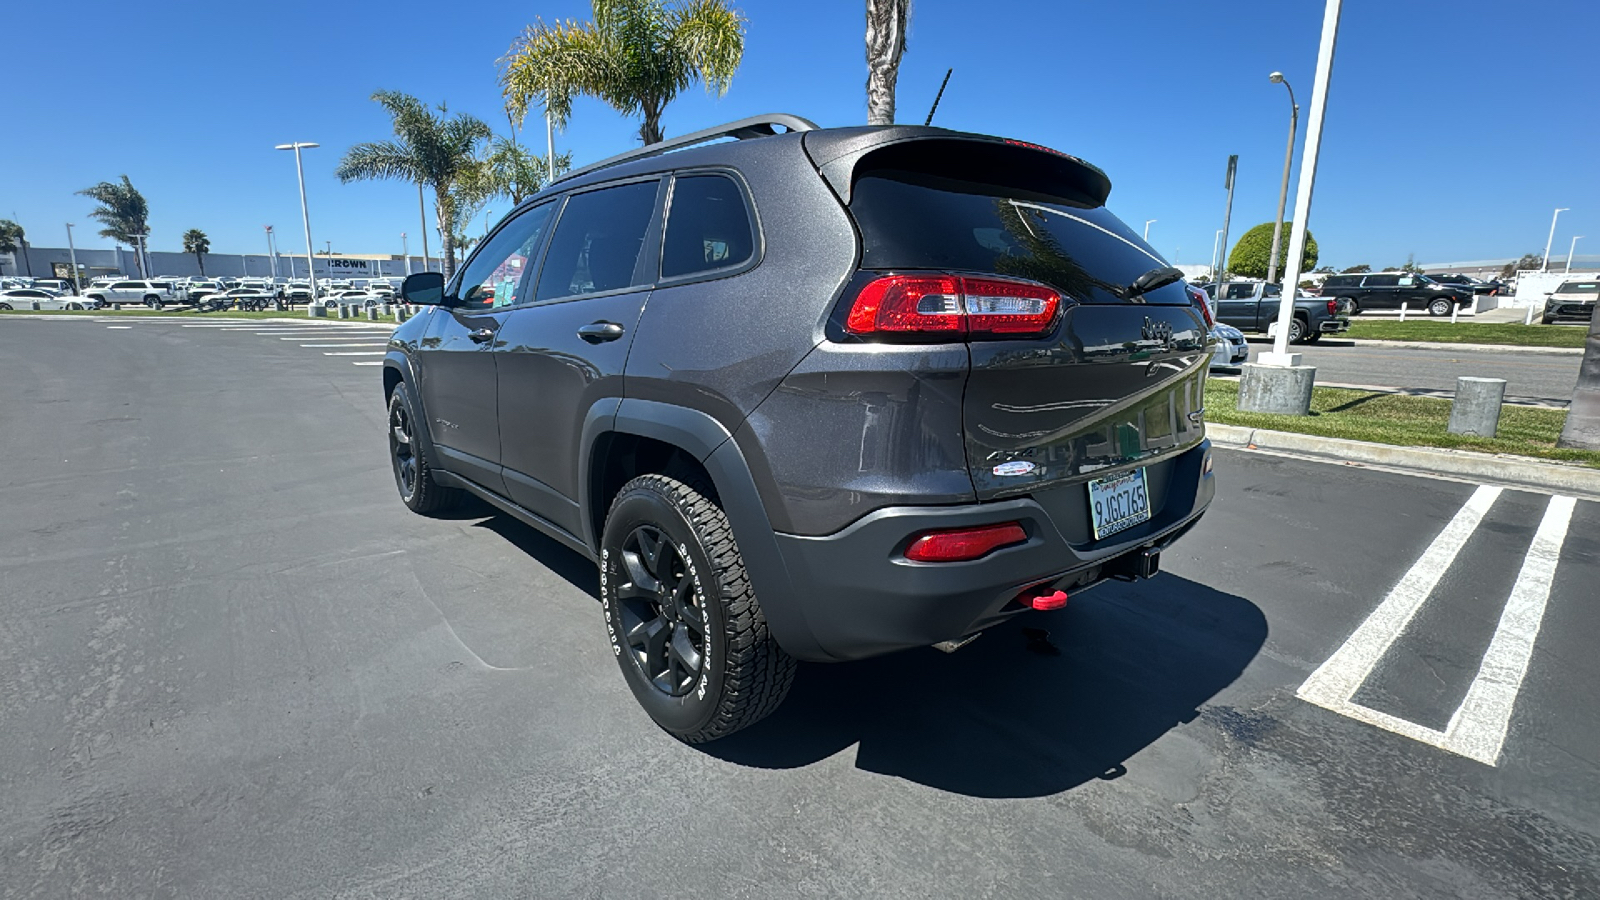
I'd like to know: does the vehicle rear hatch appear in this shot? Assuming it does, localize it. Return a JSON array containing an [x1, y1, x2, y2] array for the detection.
[[815, 129, 1209, 514]]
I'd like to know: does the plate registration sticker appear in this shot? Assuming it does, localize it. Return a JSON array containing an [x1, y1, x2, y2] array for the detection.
[[1088, 468, 1151, 540]]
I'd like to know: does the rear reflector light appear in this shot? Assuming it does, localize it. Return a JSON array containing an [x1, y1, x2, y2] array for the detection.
[[904, 522, 1028, 562], [846, 275, 1060, 339], [1327, 299, 1339, 317]]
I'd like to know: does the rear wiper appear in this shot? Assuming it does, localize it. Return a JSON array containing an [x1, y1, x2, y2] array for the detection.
[[1123, 266, 1185, 298]]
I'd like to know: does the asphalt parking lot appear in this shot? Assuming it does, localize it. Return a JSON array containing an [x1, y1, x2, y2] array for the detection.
[[1242, 338, 1582, 404], [2, 317, 1597, 898]]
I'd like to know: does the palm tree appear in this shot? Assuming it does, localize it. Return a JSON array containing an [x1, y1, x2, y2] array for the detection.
[[500, 0, 747, 147], [182, 229, 211, 276], [78, 176, 150, 276], [461, 134, 571, 208], [335, 90, 491, 279], [865, 0, 910, 125], [0, 219, 28, 276]]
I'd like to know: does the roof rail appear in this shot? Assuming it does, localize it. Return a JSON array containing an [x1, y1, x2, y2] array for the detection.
[[552, 113, 819, 185]]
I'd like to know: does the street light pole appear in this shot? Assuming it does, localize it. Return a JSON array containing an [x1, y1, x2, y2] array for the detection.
[[1542, 207, 1569, 272], [546, 109, 556, 179], [65, 223, 81, 294], [1266, 72, 1300, 284], [402, 233, 410, 276], [1566, 236, 1584, 274], [1211, 229, 1223, 281], [417, 184, 431, 273], [266, 226, 277, 279], [275, 141, 321, 303], [1143, 219, 1156, 242]]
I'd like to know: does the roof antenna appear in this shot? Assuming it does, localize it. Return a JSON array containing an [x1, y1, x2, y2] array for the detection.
[[924, 68, 953, 126]]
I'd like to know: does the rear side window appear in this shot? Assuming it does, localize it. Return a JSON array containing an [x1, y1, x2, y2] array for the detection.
[[849, 171, 1187, 305], [536, 180, 659, 302], [661, 174, 754, 279], [1364, 275, 1400, 287], [1324, 275, 1358, 289]]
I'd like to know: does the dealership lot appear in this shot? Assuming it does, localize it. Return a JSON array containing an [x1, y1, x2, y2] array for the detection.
[[1, 318, 1596, 898]]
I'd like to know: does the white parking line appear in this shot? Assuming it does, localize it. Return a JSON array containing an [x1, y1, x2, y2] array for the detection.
[[1296, 487, 1578, 766], [351, 361, 383, 366], [106, 325, 133, 329], [298, 342, 389, 348], [322, 351, 386, 356]]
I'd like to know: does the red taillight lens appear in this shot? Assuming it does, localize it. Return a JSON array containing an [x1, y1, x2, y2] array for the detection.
[[1187, 285, 1216, 329], [1327, 299, 1339, 316], [904, 522, 1028, 562], [845, 275, 1060, 339]]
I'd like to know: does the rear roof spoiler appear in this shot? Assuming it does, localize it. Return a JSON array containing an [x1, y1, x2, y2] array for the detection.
[[802, 125, 1112, 208], [552, 113, 818, 186]]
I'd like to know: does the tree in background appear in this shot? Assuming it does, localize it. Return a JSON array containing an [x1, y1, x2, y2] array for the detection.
[[501, 0, 746, 147], [1400, 254, 1422, 274], [77, 176, 151, 277], [460, 133, 572, 208], [865, 0, 910, 124], [1226, 221, 1318, 280], [1499, 253, 1543, 280], [182, 229, 210, 276], [1313, 265, 1336, 274], [0, 220, 29, 275], [336, 91, 492, 279], [1341, 264, 1370, 273]]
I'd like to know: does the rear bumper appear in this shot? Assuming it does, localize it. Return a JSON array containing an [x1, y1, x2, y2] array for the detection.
[[766, 440, 1215, 661], [1319, 318, 1350, 334]]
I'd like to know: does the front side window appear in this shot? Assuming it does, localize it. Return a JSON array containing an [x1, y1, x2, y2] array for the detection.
[[455, 202, 555, 310], [535, 180, 660, 302], [1398, 276, 1417, 287], [661, 174, 755, 279]]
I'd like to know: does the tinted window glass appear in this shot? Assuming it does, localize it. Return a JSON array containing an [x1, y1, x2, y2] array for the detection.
[[1364, 275, 1400, 287], [849, 172, 1187, 305], [536, 181, 659, 301], [662, 175, 754, 279], [456, 202, 555, 309], [1558, 282, 1600, 293], [1225, 283, 1253, 299], [1264, 283, 1282, 297], [1324, 276, 1357, 288], [111, 282, 136, 289]]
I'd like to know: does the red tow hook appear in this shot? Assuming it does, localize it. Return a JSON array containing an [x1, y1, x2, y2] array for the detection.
[[1021, 588, 1069, 611]]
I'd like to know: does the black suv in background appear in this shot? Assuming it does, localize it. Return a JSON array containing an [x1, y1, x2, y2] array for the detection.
[[383, 115, 1215, 742], [1319, 272, 1473, 316]]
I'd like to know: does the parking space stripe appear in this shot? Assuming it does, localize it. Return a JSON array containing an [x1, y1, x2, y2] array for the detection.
[[1298, 485, 1502, 708], [1297, 486, 1579, 766], [297, 343, 389, 348], [105, 326, 133, 329], [351, 361, 383, 366], [1444, 495, 1577, 765], [322, 351, 386, 356]]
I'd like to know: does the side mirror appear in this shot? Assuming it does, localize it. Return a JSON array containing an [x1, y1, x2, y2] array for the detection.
[[401, 272, 445, 305]]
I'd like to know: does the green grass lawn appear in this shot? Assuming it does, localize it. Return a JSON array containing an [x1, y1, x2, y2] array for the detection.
[[1345, 320, 1587, 348], [1205, 379, 1600, 468], [0, 308, 397, 323]]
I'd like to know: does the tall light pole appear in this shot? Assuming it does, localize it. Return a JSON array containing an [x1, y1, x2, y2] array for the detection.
[[1566, 236, 1584, 274], [546, 109, 556, 180], [1542, 207, 1569, 272], [265, 225, 278, 279], [1217, 155, 1239, 296], [484, 209, 494, 239], [275, 141, 320, 302], [1266, 71, 1300, 284], [1143, 219, 1156, 242], [1263, 0, 1342, 368], [1211, 229, 1223, 280], [402, 233, 410, 276], [65, 223, 81, 294], [417, 184, 431, 273]]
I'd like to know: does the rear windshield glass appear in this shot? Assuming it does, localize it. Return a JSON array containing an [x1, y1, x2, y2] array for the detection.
[[850, 171, 1186, 304]]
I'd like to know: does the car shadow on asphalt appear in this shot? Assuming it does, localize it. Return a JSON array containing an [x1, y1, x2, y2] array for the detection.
[[702, 574, 1266, 799], [469, 505, 600, 596]]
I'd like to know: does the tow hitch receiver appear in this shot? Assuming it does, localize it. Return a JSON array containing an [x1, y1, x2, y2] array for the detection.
[[1137, 548, 1161, 579]]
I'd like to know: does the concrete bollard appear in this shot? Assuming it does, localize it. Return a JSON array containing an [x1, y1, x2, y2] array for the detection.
[[337, 304, 349, 319], [113, 303, 122, 311], [31, 301, 40, 310], [1237, 362, 1318, 415], [1450, 303, 1459, 324], [1448, 377, 1507, 437], [365, 306, 378, 320], [1399, 302, 1409, 322], [1524, 305, 1537, 326], [1468, 294, 1480, 316], [396, 306, 409, 323], [380, 302, 391, 316], [308, 304, 326, 318]]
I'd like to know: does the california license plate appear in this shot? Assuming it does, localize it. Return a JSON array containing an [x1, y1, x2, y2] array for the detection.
[[1088, 468, 1151, 540]]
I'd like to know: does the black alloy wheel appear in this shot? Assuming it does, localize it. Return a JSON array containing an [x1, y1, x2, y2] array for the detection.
[[614, 524, 706, 697], [389, 396, 420, 502], [386, 382, 460, 514]]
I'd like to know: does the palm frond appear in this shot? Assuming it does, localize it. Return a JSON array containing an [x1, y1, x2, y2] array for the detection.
[[501, 18, 627, 128], [334, 141, 421, 183], [669, 0, 746, 97]]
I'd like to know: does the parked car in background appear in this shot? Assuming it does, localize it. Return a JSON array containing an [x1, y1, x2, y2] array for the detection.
[[203, 287, 277, 311], [1200, 281, 1349, 343], [1543, 280, 1599, 324], [82, 279, 180, 308], [1188, 284, 1249, 370], [1427, 273, 1499, 296], [0, 288, 101, 310], [29, 278, 78, 295], [323, 289, 380, 310], [1318, 272, 1472, 316], [283, 282, 313, 304], [382, 114, 1216, 743]]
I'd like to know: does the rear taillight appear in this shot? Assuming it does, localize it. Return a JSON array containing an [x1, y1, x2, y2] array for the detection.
[[904, 522, 1028, 562], [1327, 299, 1339, 317], [1187, 285, 1216, 329], [845, 274, 1060, 339]]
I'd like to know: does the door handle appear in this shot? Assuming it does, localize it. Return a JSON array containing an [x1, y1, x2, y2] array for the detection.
[[468, 328, 495, 344], [577, 321, 626, 343]]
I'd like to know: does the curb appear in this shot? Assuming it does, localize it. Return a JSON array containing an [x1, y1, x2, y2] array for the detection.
[[1206, 423, 1600, 499], [1341, 339, 1582, 356]]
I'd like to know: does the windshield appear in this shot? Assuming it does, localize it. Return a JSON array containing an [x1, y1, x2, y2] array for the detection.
[[1557, 282, 1600, 294]]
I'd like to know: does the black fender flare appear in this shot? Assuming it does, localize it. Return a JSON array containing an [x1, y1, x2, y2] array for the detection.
[[381, 350, 442, 470], [592, 399, 815, 658]]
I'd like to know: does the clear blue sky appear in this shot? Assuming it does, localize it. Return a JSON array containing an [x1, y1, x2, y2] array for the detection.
[[5, 0, 1595, 270]]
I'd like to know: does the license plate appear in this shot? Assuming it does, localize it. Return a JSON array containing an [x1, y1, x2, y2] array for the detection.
[[1088, 468, 1151, 540]]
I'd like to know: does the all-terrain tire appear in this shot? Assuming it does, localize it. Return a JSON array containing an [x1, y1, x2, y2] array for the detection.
[[387, 381, 462, 515], [600, 474, 796, 743]]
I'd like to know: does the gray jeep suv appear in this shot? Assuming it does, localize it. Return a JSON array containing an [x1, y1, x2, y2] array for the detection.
[[383, 115, 1215, 742]]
